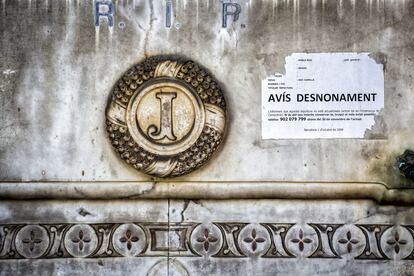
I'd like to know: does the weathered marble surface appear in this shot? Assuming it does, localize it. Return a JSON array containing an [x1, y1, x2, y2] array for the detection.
[[1, 199, 414, 275], [0, 0, 414, 188], [1, 1, 414, 275]]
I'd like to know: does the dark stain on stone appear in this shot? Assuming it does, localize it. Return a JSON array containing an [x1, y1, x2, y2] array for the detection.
[[397, 150, 414, 181], [361, 145, 381, 161], [363, 146, 414, 189], [78, 207, 93, 217]]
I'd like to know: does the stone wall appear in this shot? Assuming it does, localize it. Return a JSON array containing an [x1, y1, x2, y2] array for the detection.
[[1, 0, 414, 275]]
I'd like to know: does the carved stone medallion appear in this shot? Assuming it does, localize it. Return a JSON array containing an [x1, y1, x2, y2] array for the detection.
[[106, 56, 227, 177]]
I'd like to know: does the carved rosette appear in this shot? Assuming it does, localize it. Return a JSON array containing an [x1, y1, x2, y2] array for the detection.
[[112, 223, 147, 257], [238, 223, 271, 256], [380, 226, 414, 260], [332, 224, 366, 259], [285, 224, 318, 257], [64, 224, 98, 258], [14, 225, 50, 259], [106, 56, 227, 177], [190, 223, 222, 256]]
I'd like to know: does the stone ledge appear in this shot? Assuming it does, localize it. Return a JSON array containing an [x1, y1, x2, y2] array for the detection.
[[0, 181, 413, 204]]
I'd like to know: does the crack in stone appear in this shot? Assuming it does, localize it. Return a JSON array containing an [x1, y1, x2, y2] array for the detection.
[[351, 205, 400, 224], [122, 182, 156, 199], [73, 187, 88, 198], [180, 200, 190, 223]]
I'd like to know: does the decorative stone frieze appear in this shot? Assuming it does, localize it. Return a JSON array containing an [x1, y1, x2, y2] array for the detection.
[[2, 222, 414, 261]]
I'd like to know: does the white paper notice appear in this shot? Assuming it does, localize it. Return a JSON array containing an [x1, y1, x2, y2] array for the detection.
[[262, 53, 384, 139]]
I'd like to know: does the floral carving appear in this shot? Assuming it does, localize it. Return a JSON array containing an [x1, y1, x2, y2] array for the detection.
[[22, 230, 42, 252], [243, 229, 266, 252], [71, 230, 91, 251], [386, 231, 407, 254], [196, 228, 218, 252], [112, 224, 146, 257], [119, 229, 140, 251], [338, 231, 359, 253], [291, 229, 312, 252]]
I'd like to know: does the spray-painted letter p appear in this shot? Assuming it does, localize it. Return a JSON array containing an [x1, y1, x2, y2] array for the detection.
[[222, 3, 242, 28]]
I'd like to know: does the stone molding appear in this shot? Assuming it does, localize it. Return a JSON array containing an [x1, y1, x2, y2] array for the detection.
[[0, 181, 413, 204]]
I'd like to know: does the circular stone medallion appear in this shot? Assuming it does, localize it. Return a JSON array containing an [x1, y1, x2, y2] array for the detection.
[[106, 56, 227, 177], [15, 225, 50, 258]]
